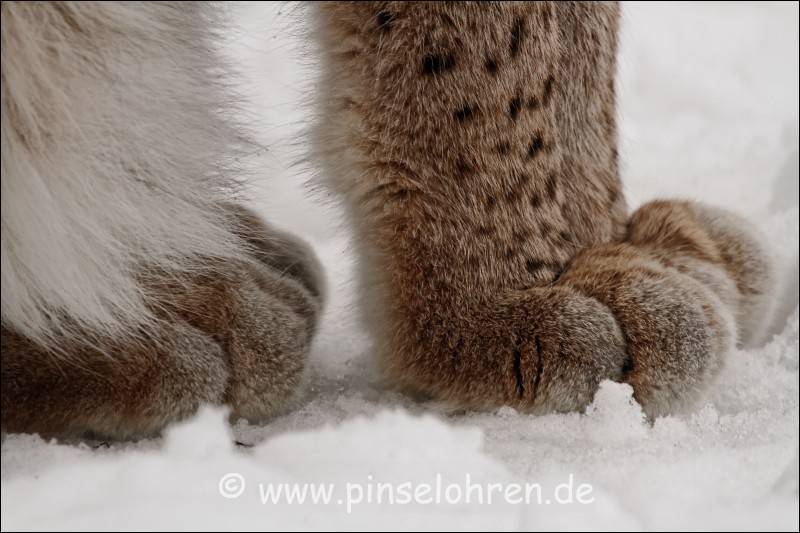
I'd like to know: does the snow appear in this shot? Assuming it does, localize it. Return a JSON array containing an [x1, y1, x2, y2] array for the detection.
[[2, 2, 798, 530]]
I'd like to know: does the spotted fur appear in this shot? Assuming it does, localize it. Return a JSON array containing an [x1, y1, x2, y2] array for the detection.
[[311, 1, 776, 416]]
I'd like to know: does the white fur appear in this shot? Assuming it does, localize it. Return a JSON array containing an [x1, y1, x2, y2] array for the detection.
[[1, 1, 253, 348]]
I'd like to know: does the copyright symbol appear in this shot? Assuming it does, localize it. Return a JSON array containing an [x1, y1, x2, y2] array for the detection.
[[219, 472, 246, 499]]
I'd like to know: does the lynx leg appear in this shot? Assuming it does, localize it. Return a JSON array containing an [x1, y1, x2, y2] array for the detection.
[[313, 3, 629, 412]]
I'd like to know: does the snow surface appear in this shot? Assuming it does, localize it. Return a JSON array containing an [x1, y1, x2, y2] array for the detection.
[[2, 2, 798, 530]]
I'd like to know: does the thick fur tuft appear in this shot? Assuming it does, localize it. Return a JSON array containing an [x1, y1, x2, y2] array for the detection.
[[1, 1, 254, 349]]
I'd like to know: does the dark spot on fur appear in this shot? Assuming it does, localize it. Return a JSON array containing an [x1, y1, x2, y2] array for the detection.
[[422, 53, 456, 75], [476, 225, 493, 237], [440, 12, 457, 29], [496, 141, 511, 155], [531, 336, 544, 401], [512, 229, 530, 243], [486, 195, 497, 210], [454, 103, 478, 122], [508, 170, 528, 188], [525, 258, 546, 273], [510, 17, 525, 57], [527, 134, 546, 158], [526, 96, 540, 110], [541, 75, 555, 106], [455, 157, 476, 178], [376, 11, 395, 32], [545, 172, 558, 201], [530, 191, 542, 209], [539, 219, 555, 235], [484, 56, 499, 74], [513, 346, 524, 398], [509, 93, 523, 120]]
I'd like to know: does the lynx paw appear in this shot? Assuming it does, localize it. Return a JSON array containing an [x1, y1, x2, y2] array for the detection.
[[628, 200, 777, 346], [1, 205, 324, 439], [559, 241, 735, 417]]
